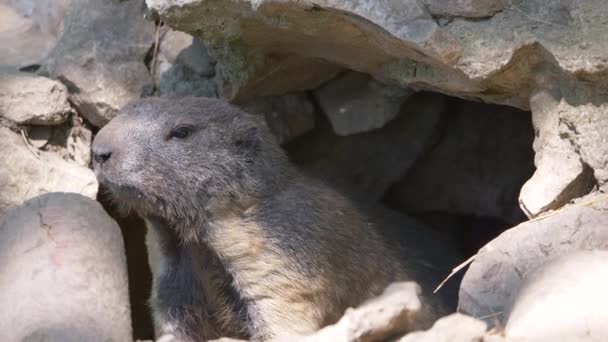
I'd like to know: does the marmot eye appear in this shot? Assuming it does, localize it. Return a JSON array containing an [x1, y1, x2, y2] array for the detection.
[[170, 126, 193, 140]]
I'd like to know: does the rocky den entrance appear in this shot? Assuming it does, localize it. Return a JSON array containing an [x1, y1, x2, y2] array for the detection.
[[1, 0, 607, 341]]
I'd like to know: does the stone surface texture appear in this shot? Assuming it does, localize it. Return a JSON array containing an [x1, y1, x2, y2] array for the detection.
[[519, 82, 608, 218], [0, 127, 98, 215], [314, 72, 413, 135], [147, 0, 608, 108], [0, 70, 73, 125], [39, 0, 155, 127], [459, 194, 608, 326], [421, 0, 507, 18], [504, 250, 608, 341], [0, 193, 132, 341], [398, 313, 487, 342], [0, 0, 71, 69]]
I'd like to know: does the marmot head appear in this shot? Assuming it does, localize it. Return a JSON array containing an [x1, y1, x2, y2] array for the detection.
[[92, 97, 292, 241]]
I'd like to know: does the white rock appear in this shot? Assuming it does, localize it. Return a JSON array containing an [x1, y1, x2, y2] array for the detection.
[[0, 192, 132, 341], [0, 126, 98, 215], [505, 250, 608, 341], [519, 85, 608, 218], [398, 314, 487, 342], [459, 194, 608, 326], [0, 70, 73, 125]]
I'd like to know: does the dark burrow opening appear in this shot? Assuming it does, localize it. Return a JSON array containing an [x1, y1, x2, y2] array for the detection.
[[98, 91, 535, 340]]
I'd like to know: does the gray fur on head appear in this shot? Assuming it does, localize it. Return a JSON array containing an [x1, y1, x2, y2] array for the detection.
[[92, 97, 294, 242]]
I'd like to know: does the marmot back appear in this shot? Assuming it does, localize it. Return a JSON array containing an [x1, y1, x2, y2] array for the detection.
[[91, 97, 457, 341]]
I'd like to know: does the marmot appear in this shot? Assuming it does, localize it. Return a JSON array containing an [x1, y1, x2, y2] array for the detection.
[[92, 97, 457, 341]]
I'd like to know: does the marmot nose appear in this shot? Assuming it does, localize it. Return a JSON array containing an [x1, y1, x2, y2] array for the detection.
[[92, 145, 112, 165]]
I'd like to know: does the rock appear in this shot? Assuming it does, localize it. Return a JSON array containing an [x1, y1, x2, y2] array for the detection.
[[154, 29, 216, 88], [314, 72, 413, 135], [0, 126, 98, 215], [421, 0, 507, 18], [238, 93, 315, 144], [64, 118, 93, 167], [99, 203, 155, 340], [458, 193, 608, 326], [157, 34, 218, 98], [157, 29, 193, 65], [25, 115, 93, 168], [0, 1, 64, 69], [398, 313, 487, 342], [156, 29, 217, 98], [158, 64, 218, 98], [167, 282, 423, 342], [5, 0, 72, 36], [154, 28, 193, 84], [39, 0, 155, 127], [0, 70, 73, 125], [173, 36, 216, 77], [387, 97, 534, 223], [296, 282, 423, 342], [287, 92, 444, 202], [147, 0, 459, 100], [519, 82, 608, 218], [504, 250, 608, 341], [0, 193, 132, 341], [147, 0, 608, 111]]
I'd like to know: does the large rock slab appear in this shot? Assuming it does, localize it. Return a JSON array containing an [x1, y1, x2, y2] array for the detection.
[[504, 250, 608, 341], [147, 0, 608, 109], [0, 70, 73, 125], [388, 97, 534, 223], [39, 0, 155, 127], [458, 193, 608, 326], [0, 192, 132, 341], [0, 126, 98, 215]]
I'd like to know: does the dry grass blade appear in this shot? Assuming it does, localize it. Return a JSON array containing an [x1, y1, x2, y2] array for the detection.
[[433, 254, 476, 294], [20, 129, 40, 158], [527, 193, 608, 223]]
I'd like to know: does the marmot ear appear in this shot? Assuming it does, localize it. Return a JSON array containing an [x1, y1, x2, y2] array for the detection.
[[233, 127, 260, 153]]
